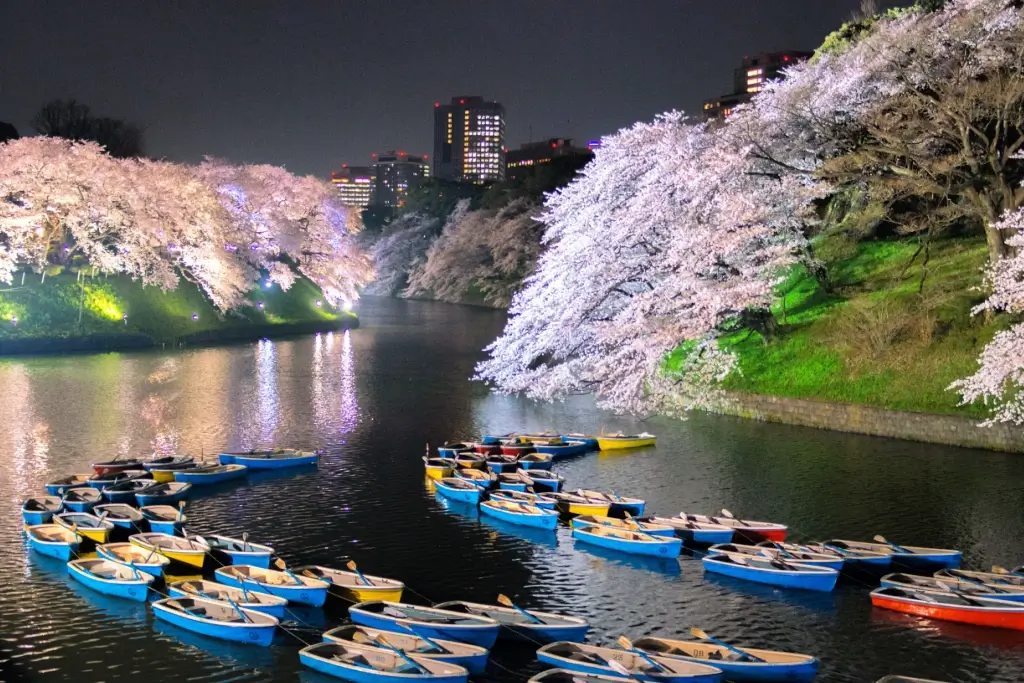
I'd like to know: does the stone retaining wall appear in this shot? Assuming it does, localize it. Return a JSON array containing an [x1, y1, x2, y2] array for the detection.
[[707, 392, 1024, 453]]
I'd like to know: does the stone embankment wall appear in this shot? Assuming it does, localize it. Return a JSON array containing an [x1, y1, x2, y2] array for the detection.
[[708, 392, 1024, 453]]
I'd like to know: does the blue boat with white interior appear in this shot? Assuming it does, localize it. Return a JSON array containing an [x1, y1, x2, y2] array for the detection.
[[152, 595, 278, 646], [22, 496, 62, 525], [522, 470, 564, 493], [488, 490, 556, 510], [536, 642, 722, 682], [135, 482, 192, 506], [174, 464, 248, 485], [141, 505, 186, 534], [61, 487, 102, 513], [701, 554, 839, 592], [168, 579, 289, 617], [218, 448, 320, 469], [824, 538, 961, 570], [572, 526, 682, 557], [214, 565, 330, 606], [67, 558, 154, 602], [633, 635, 819, 682], [349, 601, 501, 649], [93, 504, 145, 530], [480, 500, 558, 530], [433, 600, 589, 644], [323, 625, 490, 674], [97, 542, 171, 577], [436, 443, 473, 458], [532, 441, 589, 459], [25, 524, 81, 561], [102, 478, 158, 503], [300, 641, 469, 683], [205, 534, 274, 568], [45, 474, 92, 497], [434, 478, 485, 505]]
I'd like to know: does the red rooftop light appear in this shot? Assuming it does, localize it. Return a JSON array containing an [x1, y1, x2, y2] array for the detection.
[[434, 102, 439, 107], [460, 99, 465, 104]]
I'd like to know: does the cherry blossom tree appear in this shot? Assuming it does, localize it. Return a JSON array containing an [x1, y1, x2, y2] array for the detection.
[[362, 212, 442, 296], [474, 113, 816, 414]]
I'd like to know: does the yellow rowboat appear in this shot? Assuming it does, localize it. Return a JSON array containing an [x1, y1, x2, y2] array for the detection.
[[129, 532, 209, 568], [148, 468, 180, 483], [423, 457, 454, 481], [297, 565, 405, 602], [596, 432, 656, 450], [545, 492, 611, 517], [54, 512, 115, 544]]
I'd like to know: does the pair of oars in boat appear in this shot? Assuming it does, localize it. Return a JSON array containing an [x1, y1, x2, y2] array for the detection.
[[607, 630, 767, 678]]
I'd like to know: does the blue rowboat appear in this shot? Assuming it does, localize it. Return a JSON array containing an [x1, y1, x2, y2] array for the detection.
[[824, 539, 961, 570], [433, 600, 589, 644], [480, 500, 559, 530], [44, 474, 92, 497], [97, 542, 170, 576], [708, 543, 845, 572], [517, 453, 553, 471], [88, 469, 149, 490], [488, 490, 556, 510], [323, 625, 489, 674], [153, 595, 278, 646], [772, 541, 891, 568], [300, 641, 469, 683], [573, 526, 682, 558], [481, 433, 515, 446], [571, 515, 677, 538], [937, 568, 1024, 587], [701, 554, 839, 592], [205, 534, 274, 568], [218, 448, 320, 469], [633, 636, 819, 682], [141, 505, 186, 534], [169, 579, 289, 617], [453, 468, 496, 490], [102, 478, 158, 503], [497, 472, 531, 492], [92, 459, 144, 477], [174, 464, 248, 485], [536, 642, 722, 682], [454, 453, 487, 470], [484, 455, 519, 473], [640, 517, 734, 545], [575, 489, 645, 517], [215, 565, 329, 606], [530, 670, 636, 683], [349, 601, 501, 649], [522, 470, 564, 493], [93, 504, 144, 530], [143, 455, 194, 472], [67, 558, 154, 602], [61, 487, 102, 513], [437, 443, 473, 459], [434, 478, 485, 505], [135, 482, 192, 506], [564, 434, 601, 450], [25, 524, 81, 561], [532, 441, 589, 459], [881, 572, 1024, 603], [22, 496, 62, 525]]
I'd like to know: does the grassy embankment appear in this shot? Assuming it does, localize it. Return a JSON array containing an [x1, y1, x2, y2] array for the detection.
[[0, 268, 355, 352], [668, 235, 1003, 417]]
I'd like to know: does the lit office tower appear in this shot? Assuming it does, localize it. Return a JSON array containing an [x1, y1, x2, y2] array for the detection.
[[372, 151, 430, 208], [330, 165, 375, 207], [433, 96, 505, 183], [702, 50, 812, 120]]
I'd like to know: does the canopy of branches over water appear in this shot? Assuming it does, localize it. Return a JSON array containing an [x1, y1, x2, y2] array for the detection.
[[0, 137, 372, 311]]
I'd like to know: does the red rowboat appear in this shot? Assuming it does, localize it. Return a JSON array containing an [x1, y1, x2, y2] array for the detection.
[[471, 443, 502, 455], [499, 439, 535, 457], [871, 586, 1024, 630], [91, 459, 144, 476]]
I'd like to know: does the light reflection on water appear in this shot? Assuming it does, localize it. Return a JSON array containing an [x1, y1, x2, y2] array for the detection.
[[0, 297, 1023, 683]]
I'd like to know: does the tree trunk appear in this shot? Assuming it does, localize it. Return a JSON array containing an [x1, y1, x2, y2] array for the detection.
[[985, 220, 1010, 262]]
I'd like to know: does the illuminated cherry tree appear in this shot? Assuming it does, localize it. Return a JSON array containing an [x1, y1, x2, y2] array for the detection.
[[362, 212, 442, 296], [475, 113, 817, 414]]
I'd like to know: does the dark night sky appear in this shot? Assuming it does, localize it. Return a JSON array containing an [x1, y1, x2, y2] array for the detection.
[[2, 1, 903, 177]]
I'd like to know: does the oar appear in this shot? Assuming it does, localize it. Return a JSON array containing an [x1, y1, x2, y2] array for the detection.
[[496, 593, 544, 624], [372, 634, 430, 674], [347, 560, 373, 586], [873, 535, 911, 553], [396, 621, 451, 654], [949, 571, 1008, 593], [994, 565, 1024, 578], [689, 627, 764, 663], [605, 660, 644, 683], [768, 541, 795, 559], [177, 501, 186, 521], [241, 532, 250, 553], [125, 559, 142, 580], [622, 511, 641, 530], [616, 636, 669, 673], [720, 509, 753, 525], [222, 595, 252, 623], [275, 558, 304, 585]]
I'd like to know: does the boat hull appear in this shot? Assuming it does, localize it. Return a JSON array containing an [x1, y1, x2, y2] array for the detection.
[[26, 531, 79, 561], [871, 590, 1024, 630], [96, 545, 167, 577], [299, 646, 468, 683], [92, 461, 142, 476], [175, 465, 248, 485], [702, 557, 838, 592], [434, 480, 484, 505], [213, 549, 272, 569], [323, 627, 488, 674], [571, 517, 677, 538], [596, 437, 656, 450], [135, 485, 191, 506], [556, 500, 611, 517], [609, 501, 646, 517], [45, 480, 90, 496], [152, 601, 276, 645], [130, 537, 207, 568], [214, 567, 328, 606], [532, 442, 589, 459], [349, 604, 501, 649], [67, 562, 152, 602], [528, 477, 563, 493], [573, 528, 681, 558], [147, 519, 183, 535], [167, 585, 287, 618], [892, 552, 962, 571], [535, 649, 720, 683], [480, 502, 558, 530], [22, 509, 54, 525], [63, 499, 99, 513], [498, 480, 529, 492], [218, 453, 318, 469]]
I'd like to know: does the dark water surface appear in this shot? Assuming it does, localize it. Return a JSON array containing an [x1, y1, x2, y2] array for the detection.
[[1, 297, 1023, 683]]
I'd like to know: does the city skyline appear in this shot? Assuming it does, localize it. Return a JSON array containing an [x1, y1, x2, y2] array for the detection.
[[2, 1, 904, 177]]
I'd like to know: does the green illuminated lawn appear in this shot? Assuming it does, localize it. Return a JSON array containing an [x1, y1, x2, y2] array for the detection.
[[667, 237, 1003, 417], [0, 269, 355, 346]]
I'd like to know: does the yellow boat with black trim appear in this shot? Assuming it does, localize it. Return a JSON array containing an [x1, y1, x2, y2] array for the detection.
[[129, 532, 209, 568], [596, 432, 656, 450], [423, 457, 454, 481], [296, 565, 405, 602], [545, 492, 611, 517]]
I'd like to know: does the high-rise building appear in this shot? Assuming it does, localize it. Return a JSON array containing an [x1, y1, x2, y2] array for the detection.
[[330, 165, 375, 208], [506, 138, 593, 182], [372, 151, 430, 208], [703, 50, 812, 120], [433, 96, 505, 184]]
